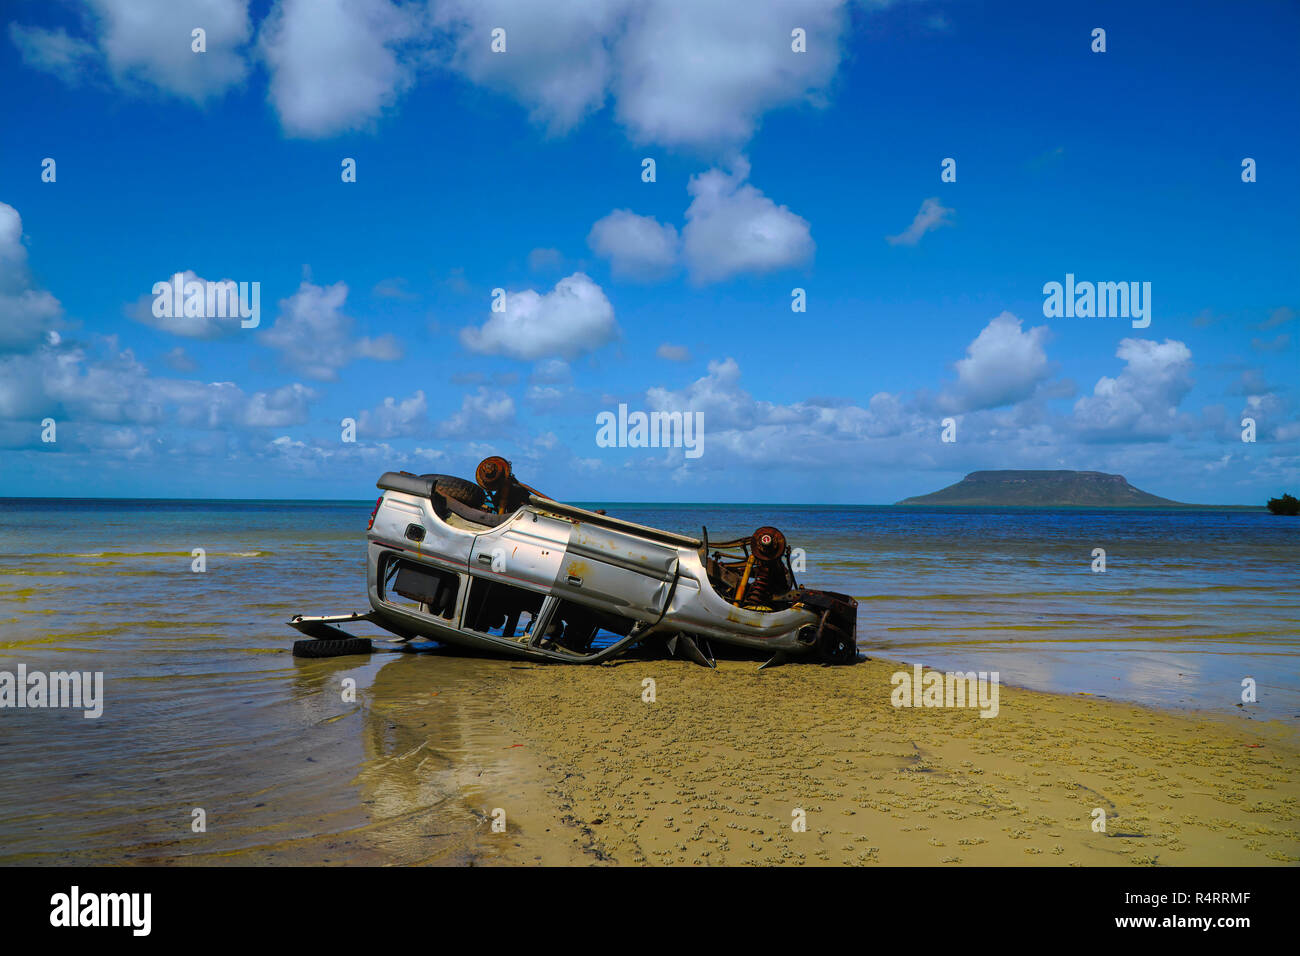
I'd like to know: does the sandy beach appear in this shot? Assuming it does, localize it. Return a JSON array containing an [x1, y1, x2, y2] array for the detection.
[[344, 651, 1298, 867], [4, 641, 1296, 867]]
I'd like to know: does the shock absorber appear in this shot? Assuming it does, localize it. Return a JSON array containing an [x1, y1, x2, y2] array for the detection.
[[735, 526, 787, 606]]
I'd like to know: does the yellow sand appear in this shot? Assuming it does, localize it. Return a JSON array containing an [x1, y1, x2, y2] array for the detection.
[[481, 656, 1300, 866], [146, 652, 1297, 866]]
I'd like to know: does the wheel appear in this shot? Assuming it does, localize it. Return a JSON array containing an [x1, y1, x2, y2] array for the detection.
[[421, 474, 486, 508], [292, 637, 373, 658]]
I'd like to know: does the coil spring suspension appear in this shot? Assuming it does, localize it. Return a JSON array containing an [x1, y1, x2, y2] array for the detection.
[[736, 526, 787, 606], [745, 558, 782, 605]]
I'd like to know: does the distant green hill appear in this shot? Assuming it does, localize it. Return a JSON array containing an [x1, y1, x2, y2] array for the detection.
[[897, 470, 1183, 507]]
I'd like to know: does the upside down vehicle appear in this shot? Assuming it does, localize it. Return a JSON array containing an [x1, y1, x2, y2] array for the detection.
[[288, 457, 859, 668]]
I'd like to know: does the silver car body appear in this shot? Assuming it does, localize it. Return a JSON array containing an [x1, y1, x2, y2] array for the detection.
[[291, 471, 858, 666]]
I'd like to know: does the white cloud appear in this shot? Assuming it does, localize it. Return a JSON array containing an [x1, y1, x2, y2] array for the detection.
[[610, 0, 848, 149], [624, 353, 1205, 494], [636, 356, 924, 475], [646, 356, 749, 428], [10, 1, 251, 101], [90, 0, 251, 101], [437, 387, 516, 438], [13, 0, 868, 151], [645, 357, 907, 440], [430, 0, 849, 150], [886, 197, 953, 246], [0, 337, 318, 444], [431, 0, 623, 135], [941, 312, 1052, 412], [1240, 393, 1300, 443], [459, 272, 618, 361], [8, 24, 98, 84], [261, 435, 431, 473], [587, 209, 679, 279], [235, 382, 317, 427], [0, 202, 24, 269], [259, 0, 421, 137], [656, 343, 691, 362], [14, 0, 862, 151], [126, 270, 253, 339], [359, 389, 429, 439], [586, 157, 812, 284], [260, 280, 403, 380], [0, 286, 62, 355], [161, 346, 198, 372], [681, 157, 814, 283], [1074, 338, 1194, 440], [0, 203, 64, 353], [530, 359, 571, 384], [525, 384, 568, 411]]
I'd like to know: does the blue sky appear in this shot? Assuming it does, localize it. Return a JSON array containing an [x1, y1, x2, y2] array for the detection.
[[1, 0, 1296, 503]]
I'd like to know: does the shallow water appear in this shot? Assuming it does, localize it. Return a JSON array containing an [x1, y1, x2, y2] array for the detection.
[[0, 498, 1295, 862], [639, 503, 1299, 720]]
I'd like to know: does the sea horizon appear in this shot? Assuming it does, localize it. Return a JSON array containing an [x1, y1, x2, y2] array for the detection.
[[0, 495, 1273, 510]]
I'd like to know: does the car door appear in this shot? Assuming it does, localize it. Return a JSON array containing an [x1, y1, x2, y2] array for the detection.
[[468, 509, 572, 591], [554, 522, 679, 621]]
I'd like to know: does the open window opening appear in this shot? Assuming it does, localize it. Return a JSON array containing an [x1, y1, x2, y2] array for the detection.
[[539, 600, 638, 655], [382, 557, 461, 620], [464, 577, 545, 640]]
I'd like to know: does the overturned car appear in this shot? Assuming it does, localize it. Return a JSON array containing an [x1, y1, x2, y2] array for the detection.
[[289, 457, 858, 667]]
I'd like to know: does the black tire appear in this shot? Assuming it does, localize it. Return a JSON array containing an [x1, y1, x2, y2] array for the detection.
[[421, 473, 486, 508], [292, 637, 373, 658]]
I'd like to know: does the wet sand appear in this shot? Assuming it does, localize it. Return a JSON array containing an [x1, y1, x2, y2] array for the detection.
[[5, 644, 1295, 867], [131, 653, 600, 867], [9, 648, 1296, 867], [200, 650, 1298, 867], [476, 656, 1300, 866]]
